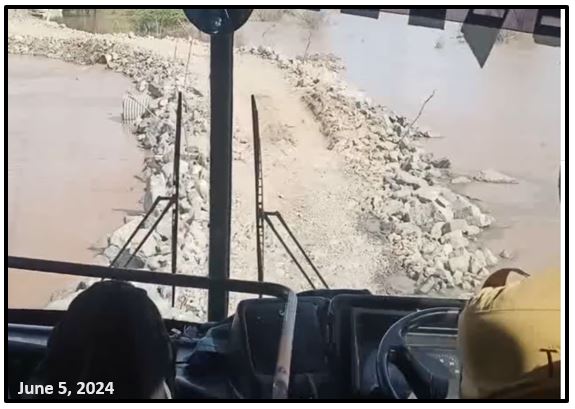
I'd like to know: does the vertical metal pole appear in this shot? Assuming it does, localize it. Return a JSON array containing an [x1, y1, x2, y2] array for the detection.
[[208, 34, 234, 321], [171, 92, 183, 307], [251, 96, 265, 291]]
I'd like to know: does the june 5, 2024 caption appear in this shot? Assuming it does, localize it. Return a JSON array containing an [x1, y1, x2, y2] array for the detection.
[[17, 381, 114, 397]]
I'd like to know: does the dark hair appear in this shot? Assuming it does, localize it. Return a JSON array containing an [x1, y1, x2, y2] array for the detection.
[[35, 281, 174, 399]]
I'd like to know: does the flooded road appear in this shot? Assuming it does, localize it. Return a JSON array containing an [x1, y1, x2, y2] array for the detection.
[[45, 9, 560, 289], [8, 55, 144, 308], [238, 11, 561, 272]]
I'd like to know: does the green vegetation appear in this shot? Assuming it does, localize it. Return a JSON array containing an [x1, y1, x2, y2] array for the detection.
[[131, 9, 188, 37], [59, 9, 325, 39], [60, 9, 190, 38]]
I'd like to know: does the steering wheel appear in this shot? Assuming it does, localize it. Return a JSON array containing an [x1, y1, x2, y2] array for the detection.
[[376, 307, 461, 399]]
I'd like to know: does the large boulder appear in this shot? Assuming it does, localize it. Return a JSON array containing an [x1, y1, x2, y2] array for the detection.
[[417, 277, 437, 294], [452, 270, 464, 287], [195, 178, 209, 201], [475, 169, 518, 184], [407, 202, 435, 230], [441, 231, 469, 249], [394, 170, 429, 189], [144, 173, 167, 213], [469, 252, 487, 274], [448, 252, 471, 273], [131, 233, 159, 258], [92, 254, 109, 266], [451, 176, 471, 184], [146, 255, 169, 271], [155, 217, 172, 240], [462, 204, 494, 227], [103, 245, 120, 261], [432, 202, 454, 222], [441, 243, 454, 257], [162, 160, 190, 181], [482, 248, 499, 266], [394, 222, 423, 238], [430, 222, 445, 239], [441, 268, 455, 288], [442, 219, 470, 235], [414, 186, 440, 203], [109, 217, 144, 248]]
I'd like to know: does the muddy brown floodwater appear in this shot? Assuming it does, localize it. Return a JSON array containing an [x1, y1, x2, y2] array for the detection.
[[8, 55, 144, 308]]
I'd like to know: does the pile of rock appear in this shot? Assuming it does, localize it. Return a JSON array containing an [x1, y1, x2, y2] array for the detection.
[[242, 45, 501, 295]]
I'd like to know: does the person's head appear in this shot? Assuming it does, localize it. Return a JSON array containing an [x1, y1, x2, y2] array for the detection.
[[36, 280, 174, 399]]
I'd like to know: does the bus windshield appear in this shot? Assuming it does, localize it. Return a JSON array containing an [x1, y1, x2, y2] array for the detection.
[[7, 9, 560, 321]]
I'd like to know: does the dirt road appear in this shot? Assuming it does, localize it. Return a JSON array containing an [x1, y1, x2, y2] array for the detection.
[[229, 54, 383, 295]]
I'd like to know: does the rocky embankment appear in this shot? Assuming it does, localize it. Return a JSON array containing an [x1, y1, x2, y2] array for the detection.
[[8, 23, 507, 318], [242, 46, 503, 295]]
